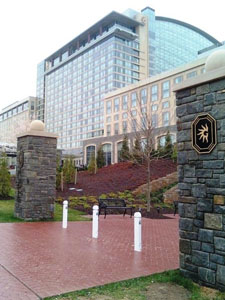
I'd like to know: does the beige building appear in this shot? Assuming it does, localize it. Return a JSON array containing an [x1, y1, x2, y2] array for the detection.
[[83, 56, 207, 165], [0, 97, 37, 144]]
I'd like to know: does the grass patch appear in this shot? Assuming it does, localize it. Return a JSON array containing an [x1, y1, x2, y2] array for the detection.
[[44, 269, 225, 299], [0, 200, 89, 223]]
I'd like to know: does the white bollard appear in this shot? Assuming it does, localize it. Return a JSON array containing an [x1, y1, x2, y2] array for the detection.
[[62, 200, 68, 229], [92, 205, 99, 238], [134, 212, 142, 252]]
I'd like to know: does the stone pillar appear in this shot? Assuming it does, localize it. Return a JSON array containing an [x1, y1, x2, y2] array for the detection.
[[174, 50, 225, 291], [15, 120, 57, 221]]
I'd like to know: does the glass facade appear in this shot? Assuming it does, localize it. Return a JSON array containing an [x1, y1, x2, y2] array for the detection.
[[154, 18, 218, 74]]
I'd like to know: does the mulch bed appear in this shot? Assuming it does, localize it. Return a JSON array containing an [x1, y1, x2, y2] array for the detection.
[[57, 159, 177, 199]]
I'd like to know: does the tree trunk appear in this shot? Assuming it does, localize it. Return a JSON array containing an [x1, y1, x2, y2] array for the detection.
[[146, 159, 151, 213]]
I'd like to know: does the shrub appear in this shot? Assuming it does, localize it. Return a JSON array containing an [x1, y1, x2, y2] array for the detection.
[[0, 153, 11, 197], [63, 157, 76, 183], [96, 145, 105, 168], [88, 153, 97, 174]]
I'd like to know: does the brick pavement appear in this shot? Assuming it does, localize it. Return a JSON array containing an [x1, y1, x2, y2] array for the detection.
[[0, 214, 179, 299]]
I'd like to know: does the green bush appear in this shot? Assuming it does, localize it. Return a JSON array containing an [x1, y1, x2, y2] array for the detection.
[[0, 153, 11, 198], [88, 153, 97, 174]]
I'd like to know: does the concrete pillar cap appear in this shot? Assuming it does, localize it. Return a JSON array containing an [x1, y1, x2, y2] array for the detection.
[[30, 120, 45, 131]]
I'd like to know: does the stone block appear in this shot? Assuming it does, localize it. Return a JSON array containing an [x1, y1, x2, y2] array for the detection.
[[176, 88, 192, 99], [217, 91, 225, 102], [184, 165, 195, 177], [202, 242, 214, 253], [192, 250, 209, 267], [199, 267, 215, 284], [180, 230, 198, 240], [177, 151, 188, 164], [178, 183, 191, 190], [192, 184, 206, 198], [197, 200, 213, 212], [187, 101, 204, 114], [210, 78, 225, 92], [194, 219, 204, 227], [179, 196, 196, 203], [205, 213, 223, 230], [203, 160, 224, 169], [215, 237, 225, 252], [176, 105, 187, 117], [180, 239, 191, 254], [177, 130, 191, 142], [204, 93, 216, 105], [179, 218, 193, 231], [211, 105, 225, 121], [196, 169, 212, 178], [187, 151, 199, 161], [206, 179, 220, 187], [210, 253, 225, 265], [196, 84, 210, 95], [220, 175, 225, 187], [191, 240, 201, 250], [207, 188, 225, 196], [217, 265, 225, 286], [199, 229, 214, 243]]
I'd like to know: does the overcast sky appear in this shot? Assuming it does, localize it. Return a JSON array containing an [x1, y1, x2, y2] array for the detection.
[[0, 0, 224, 111]]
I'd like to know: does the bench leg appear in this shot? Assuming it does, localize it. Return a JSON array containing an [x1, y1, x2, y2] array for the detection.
[[104, 208, 107, 219], [130, 208, 133, 218], [123, 208, 126, 217]]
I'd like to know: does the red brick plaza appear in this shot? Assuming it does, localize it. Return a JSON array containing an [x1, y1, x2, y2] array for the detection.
[[0, 215, 179, 299]]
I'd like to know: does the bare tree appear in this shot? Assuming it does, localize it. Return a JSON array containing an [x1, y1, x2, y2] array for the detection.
[[127, 91, 161, 214]]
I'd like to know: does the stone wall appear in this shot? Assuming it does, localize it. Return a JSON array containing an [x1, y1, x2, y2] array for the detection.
[[176, 77, 225, 290], [15, 135, 57, 220]]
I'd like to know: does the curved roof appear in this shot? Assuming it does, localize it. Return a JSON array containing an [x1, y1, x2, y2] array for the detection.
[[156, 16, 221, 46]]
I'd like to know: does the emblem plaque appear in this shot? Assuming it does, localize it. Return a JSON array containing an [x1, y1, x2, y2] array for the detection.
[[191, 113, 217, 154]]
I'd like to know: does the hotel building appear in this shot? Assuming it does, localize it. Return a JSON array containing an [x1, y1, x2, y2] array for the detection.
[[0, 97, 37, 145], [36, 7, 221, 155], [83, 56, 207, 165]]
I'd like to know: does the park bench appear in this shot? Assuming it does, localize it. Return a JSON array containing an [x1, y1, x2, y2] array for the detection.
[[98, 198, 134, 218]]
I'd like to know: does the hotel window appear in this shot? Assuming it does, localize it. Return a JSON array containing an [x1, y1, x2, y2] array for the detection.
[[114, 114, 119, 121], [106, 101, 111, 115], [162, 101, 169, 109], [114, 98, 119, 112], [122, 95, 128, 110], [141, 88, 147, 105], [114, 123, 119, 135], [162, 81, 170, 99], [152, 114, 158, 127], [131, 92, 137, 107], [107, 125, 111, 136], [122, 112, 128, 119], [131, 110, 137, 117], [122, 121, 127, 133], [187, 71, 197, 79], [152, 104, 158, 112], [151, 85, 158, 101], [163, 112, 170, 126], [106, 116, 111, 123], [174, 76, 183, 84]]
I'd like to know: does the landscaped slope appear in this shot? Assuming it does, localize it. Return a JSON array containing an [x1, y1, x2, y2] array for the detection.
[[57, 159, 177, 197]]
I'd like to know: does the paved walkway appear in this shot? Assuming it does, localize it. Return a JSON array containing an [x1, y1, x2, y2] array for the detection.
[[0, 215, 179, 299]]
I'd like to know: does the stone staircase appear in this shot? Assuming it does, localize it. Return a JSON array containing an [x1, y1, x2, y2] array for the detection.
[[163, 184, 179, 204], [133, 171, 178, 196]]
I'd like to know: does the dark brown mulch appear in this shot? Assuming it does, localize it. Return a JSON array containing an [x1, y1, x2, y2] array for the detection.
[[57, 159, 177, 199]]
